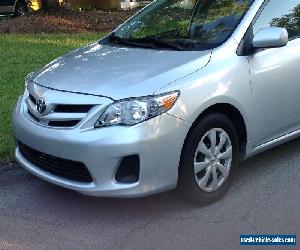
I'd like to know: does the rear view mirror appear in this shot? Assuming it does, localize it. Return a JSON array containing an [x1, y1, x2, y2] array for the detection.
[[252, 27, 288, 49]]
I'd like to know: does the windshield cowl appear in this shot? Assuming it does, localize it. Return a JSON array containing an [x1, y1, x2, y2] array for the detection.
[[105, 33, 187, 51]]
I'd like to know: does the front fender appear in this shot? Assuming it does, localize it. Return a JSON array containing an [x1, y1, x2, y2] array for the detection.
[[155, 40, 254, 142]]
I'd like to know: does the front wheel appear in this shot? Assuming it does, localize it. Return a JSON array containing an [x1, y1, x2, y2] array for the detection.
[[178, 113, 239, 205]]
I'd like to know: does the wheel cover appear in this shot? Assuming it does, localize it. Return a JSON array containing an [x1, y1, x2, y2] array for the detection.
[[194, 128, 232, 193]]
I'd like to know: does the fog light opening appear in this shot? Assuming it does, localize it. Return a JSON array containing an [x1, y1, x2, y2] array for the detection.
[[115, 155, 140, 184]]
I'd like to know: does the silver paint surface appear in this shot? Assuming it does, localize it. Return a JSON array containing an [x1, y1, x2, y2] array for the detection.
[[13, 0, 300, 196]]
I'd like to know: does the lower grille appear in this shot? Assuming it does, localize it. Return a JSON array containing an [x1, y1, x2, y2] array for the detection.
[[19, 142, 93, 183]]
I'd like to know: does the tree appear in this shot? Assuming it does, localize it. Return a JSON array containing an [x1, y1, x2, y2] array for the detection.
[[271, 4, 300, 38]]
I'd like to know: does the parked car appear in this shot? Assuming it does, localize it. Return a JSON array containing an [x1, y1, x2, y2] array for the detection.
[[0, 0, 28, 16], [13, 0, 300, 204]]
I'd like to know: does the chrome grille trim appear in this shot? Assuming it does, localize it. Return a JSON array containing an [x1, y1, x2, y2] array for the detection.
[[29, 94, 36, 105]]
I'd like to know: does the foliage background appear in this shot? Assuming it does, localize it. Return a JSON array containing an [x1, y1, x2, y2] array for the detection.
[[0, 34, 105, 162]]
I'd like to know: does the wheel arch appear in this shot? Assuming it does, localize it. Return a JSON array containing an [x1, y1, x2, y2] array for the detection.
[[181, 103, 248, 163]]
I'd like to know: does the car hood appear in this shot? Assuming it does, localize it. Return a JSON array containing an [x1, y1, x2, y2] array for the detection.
[[31, 42, 212, 100]]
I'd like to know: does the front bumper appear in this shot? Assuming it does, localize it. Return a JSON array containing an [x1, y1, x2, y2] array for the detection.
[[12, 96, 191, 197]]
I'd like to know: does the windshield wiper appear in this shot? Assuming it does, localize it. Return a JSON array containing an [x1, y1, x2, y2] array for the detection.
[[128, 37, 185, 51], [106, 33, 185, 51], [106, 34, 156, 49]]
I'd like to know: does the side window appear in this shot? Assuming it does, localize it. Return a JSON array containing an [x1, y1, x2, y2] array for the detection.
[[253, 0, 300, 40]]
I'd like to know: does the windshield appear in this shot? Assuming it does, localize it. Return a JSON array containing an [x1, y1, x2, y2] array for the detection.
[[104, 0, 254, 51]]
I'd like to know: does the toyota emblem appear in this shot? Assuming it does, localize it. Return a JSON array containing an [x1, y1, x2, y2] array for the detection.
[[36, 98, 46, 114]]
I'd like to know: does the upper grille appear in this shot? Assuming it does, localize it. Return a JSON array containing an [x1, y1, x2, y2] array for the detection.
[[28, 109, 40, 122], [26, 94, 95, 128], [19, 141, 93, 183], [54, 105, 94, 113], [29, 94, 36, 105]]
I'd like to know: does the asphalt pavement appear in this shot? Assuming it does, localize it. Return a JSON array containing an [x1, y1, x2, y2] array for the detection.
[[0, 138, 299, 250]]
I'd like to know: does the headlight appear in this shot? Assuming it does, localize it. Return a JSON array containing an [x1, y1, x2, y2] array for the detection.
[[95, 91, 180, 128]]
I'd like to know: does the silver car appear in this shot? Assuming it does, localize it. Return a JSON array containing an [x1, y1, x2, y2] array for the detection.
[[12, 0, 300, 204]]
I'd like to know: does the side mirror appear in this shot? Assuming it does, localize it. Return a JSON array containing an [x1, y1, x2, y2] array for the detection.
[[252, 27, 288, 49]]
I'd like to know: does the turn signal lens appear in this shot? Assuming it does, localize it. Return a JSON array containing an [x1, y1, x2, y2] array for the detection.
[[162, 95, 178, 110]]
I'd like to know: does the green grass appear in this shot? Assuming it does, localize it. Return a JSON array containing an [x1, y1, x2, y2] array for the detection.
[[0, 33, 106, 162]]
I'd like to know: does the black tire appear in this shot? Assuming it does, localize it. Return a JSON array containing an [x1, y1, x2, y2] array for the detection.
[[14, 0, 29, 17], [178, 113, 239, 205]]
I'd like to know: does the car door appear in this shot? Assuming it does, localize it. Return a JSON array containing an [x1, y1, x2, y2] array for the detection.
[[0, 0, 16, 14], [248, 0, 300, 146]]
